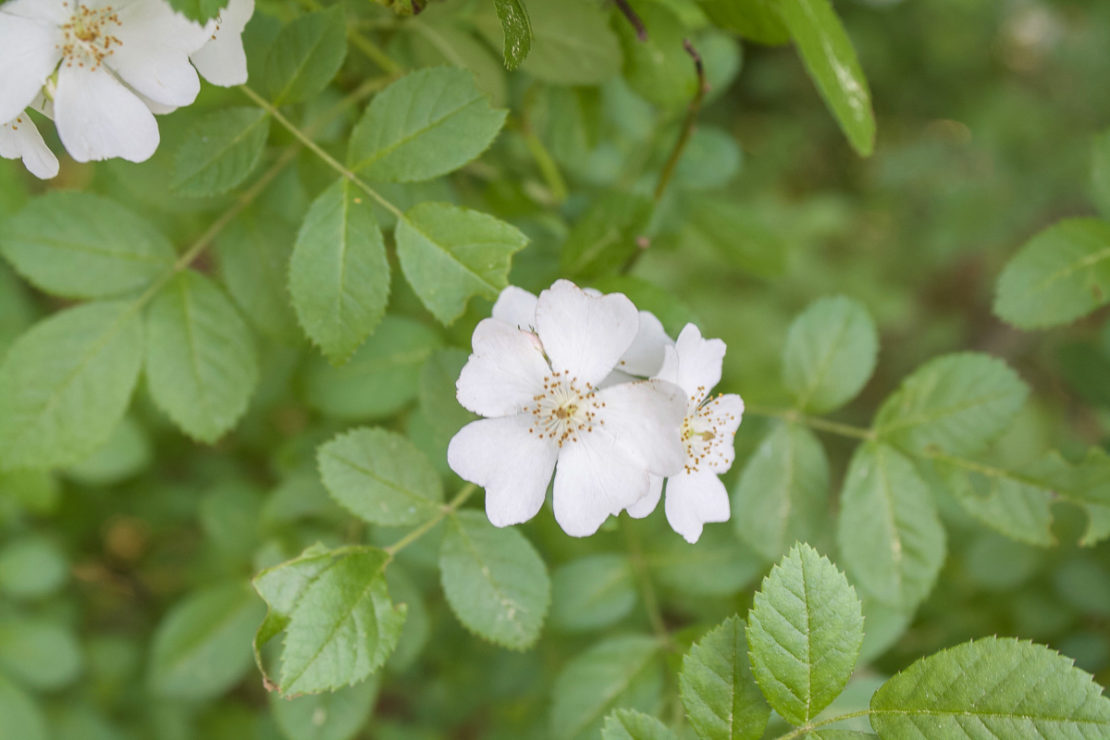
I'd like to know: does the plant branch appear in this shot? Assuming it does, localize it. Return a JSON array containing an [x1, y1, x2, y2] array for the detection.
[[773, 709, 873, 740], [653, 38, 707, 202], [385, 484, 477, 557], [614, 0, 648, 41], [295, 0, 405, 76], [745, 404, 876, 441]]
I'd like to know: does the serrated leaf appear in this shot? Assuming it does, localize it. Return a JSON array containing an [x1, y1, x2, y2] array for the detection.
[[439, 510, 550, 649], [0, 192, 175, 299], [349, 67, 506, 182], [148, 581, 265, 700], [679, 615, 770, 740], [145, 270, 259, 443], [253, 545, 406, 695], [0, 618, 82, 691], [1093, 129, 1110, 219], [269, 676, 378, 740], [783, 295, 878, 413], [166, 0, 228, 23], [697, 0, 790, 45], [263, 7, 348, 105], [551, 635, 664, 740], [493, 0, 532, 70], [870, 637, 1110, 737], [396, 202, 527, 324], [733, 422, 830, 562], [561, 192, 652, 278], [171, 107, 270, 197], [601, 709, 677, 740], [874, 352, 1028, 456], [747, 543, 863, 725], [0, 674, 47, 740], [779, 0, 875, 156], [303, 315, 442, 420], [994, 219, 1110, 329], [837, 443, 945, 610], [318, 427, 443, 526], [518, 0, 621, 85], [551, 554, 636, 632], [0, 301, 144, 470], [941, 461, 1056, 547], [290, 178, 390, 363]]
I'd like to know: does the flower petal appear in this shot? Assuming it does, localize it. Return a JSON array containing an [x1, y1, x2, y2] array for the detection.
[[491, 285, 538, 331], [457, 318, 549, 417], [447, 416, 557, 528], [595, 379, 688, 476], [616, 310, 672, 377], [697, 393, 744, 473], [0, 11, 60, 123], [108, 0, 208, 106], [54, 65, 159, 163], [552, 438, 651, 536], [190, 0, 254, 86], [664, 471, 730, 543], [0, 113, 59, 179], [667, 323, 727, 404], [625, 474, 662, 518], [535, 279, 638, 386]]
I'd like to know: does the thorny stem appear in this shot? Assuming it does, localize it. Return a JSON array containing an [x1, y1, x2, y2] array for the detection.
[[614, 0, 648, 41], [384, 484, 478, 558], [653, 38, 707, 203], [773, 709, 873, 740], [745, 404, 877, 441]]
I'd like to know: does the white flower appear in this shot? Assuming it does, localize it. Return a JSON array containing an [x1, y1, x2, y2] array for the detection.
[[626, 324, 744, 543], [0, 0, 211, 163], [0, 112, 59, 179], [448, 280, 689, 536], [189, 0, 253, 87]]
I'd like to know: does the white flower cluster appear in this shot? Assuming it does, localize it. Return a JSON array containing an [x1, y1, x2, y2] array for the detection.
[[0, 0, 254, 178], [448, 280, 744, 543]]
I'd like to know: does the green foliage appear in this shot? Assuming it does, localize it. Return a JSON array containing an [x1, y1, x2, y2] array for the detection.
[[0, 675, 47, 740], [550, 553, 636, 632], [263, 7, 349, 105], [616, 3, 698, 110], [601, 708, 677, 740], [171, 108, 271, 197], [0, 618, 82, 690], [166, 0, 228, 23], [783, 296, 878, 413], [517, 0, 621, 85], [1093, 129, 1110, 218], [561, 192, 652, 278], [493, 0, 533, 70], [270, 678, 379, 740], [0, 534, 66, 600], [696, 0, 790, 45]]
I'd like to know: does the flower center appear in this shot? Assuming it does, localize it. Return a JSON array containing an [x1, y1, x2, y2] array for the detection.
[[525, 372, 603, 448], [681, 395, 736, 473], [59, 3, 122, 70]]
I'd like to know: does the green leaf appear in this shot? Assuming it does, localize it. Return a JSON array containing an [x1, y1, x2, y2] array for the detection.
[[783, 295, 878, 413], [289, 179, 390, 363], [518, 0, 622, 85], [145, 271, 259, 443], [550, 635, 664, 740], [318, 427, 443, 526], [0, 301, 144, 470], [1092, 129, 1110, 219], [551, 554, 637, 632], [165, 0, 228, 23], [650, 526, 766, 597], [439, 510, 550, 650], [493, 0, 533, 69], [418, 348, 475, 451], [732, 422, 830, 562], [0, 534, 67, 600], [679, 615, 771, 740], [148, 581, 266, 700], [561, 192, 652, 278], [994, 219, 1110, 329], [253, 545, 406, 695], [303, 315, 442, 420], [779, 0, 875, 156], [615, 3, 698, 109], [171, 107, 270, 197], [874, 352, 1028, 456], [0, 192, 175, 299], [941, 460, 1056, 547], [747, 543, 863, 725], [396, 202, 527, 324], [0, 618, 82, 690], [601, 709, 677, 740], [349, 67, 507, 182], [263, 7, 348, 105], [270, 677, 378, 740], [870, 637, 1110, 737], [837, 443, 945, 610], [696, 0, 790, 45], [64, 415, 151, 486], [680, 198, 789, 278], [0, 674, 47, 740]]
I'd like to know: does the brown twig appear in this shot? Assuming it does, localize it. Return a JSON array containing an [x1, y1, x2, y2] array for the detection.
[[614, 0, 648, 41]]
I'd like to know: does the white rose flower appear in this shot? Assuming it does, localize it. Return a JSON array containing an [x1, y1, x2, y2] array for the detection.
[[0, 112, 59, 179], [189, 0, 254, 87], [448, 280, 689, 536], [0, 0, 212, 163], [626, 324, 744, 543]]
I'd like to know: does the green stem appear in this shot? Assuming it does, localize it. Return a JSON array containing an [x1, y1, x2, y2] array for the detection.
[[745, 404, 876, 441], [653, 39, 707, 203], [773, 709, 873, 740], [621, 519, 676, 651], [385, 484, 477, 557], [295, 0, 405, 76]]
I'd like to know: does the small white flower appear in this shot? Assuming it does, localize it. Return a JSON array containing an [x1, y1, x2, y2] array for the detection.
[[0, 112, 59, 179], [0, 0, 212, 163], [626, 324, 744, 543], [189, 0, 254, 87], [448, 280, 688, 537]]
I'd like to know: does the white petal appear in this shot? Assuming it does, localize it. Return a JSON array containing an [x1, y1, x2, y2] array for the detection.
[[552, 438, 651, 537], [134, 90, 179, 115], [616, 310, 672, 377], [54, 65, 159, 163], [491, 285, 538, 331], [447, 416, 557, 528], [190, 0, 254, 86], [108, 0, 209, 106], [669, 323, 726, 404], [0, 114, 59, 179], [535, 279, 639, 386], [664, 471, 730, 544], [456, 318, 549, 417], [625, 474, 662, 518], [698, 393, 745, 473], [595, 379, 688, 476], [1, 0, 68, 23], [0, 12, 61, 123]]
